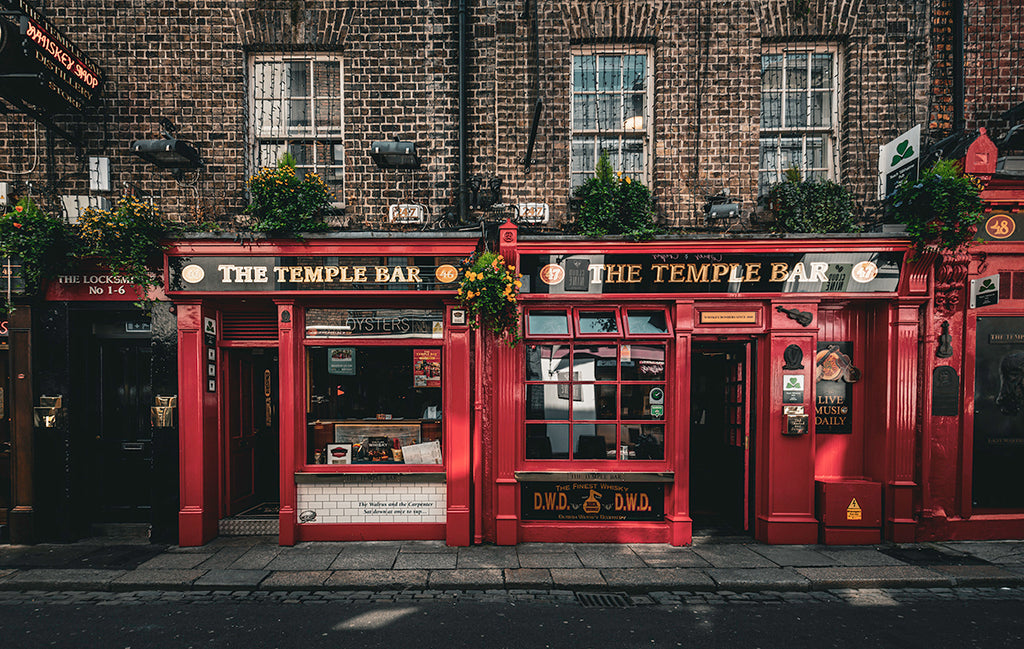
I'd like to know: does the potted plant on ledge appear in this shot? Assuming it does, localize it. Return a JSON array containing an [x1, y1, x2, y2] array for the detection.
[[890, 158, 984, 254], [245, 153, 333, 236], [571, 151, 658, 240], [456, 250, 523, 346]]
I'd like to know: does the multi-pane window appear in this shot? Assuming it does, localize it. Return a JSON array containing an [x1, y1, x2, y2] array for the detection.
[[759, 46, 839, 194], [571, 50, 652, 188], [249, 55, 344, 199]]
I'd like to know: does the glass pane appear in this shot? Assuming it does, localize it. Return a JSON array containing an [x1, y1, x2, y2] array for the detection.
[[573, 95, 596, 130], [579, 311, 619, 334], [596, 93, 618, 130], [759, 139, 778, 172], [254, 99, 281, 137], [810, 91, 831, 128], [526, 344, 571, 381], [623, 54, 646, 91], [759, 171, 776, 195], [253, 61, 284, 99], [598, 139, 620, 172], [573, 384, 617, 420], [526, 384, 569, 420], [256, 143, 285, 169], [573, 424, 615, 460], [573, 346, 617, 380], [761, 54, 782, 90], [313, 61, 341, 97], [571, 138, 593, 172], [623, 93, 645, 130], [624, 424, 664, 460], [626, 311, 668, 335], [597, 55, 621, 91], [621, 345, 666, 380], [780, 137, 803, 171], [621, 384, 665, 419], [526, 423, 569, 459], [571, 173, 588, 189], [811, 53, 832, 89], [762, 91, 782, 129], [527, 311, 569, 335], [806, 137, 825, 169], [786, 53, 808, 90], [315, 99, 342, 133], [288, 141, 312, 166], [784, 91, 807, 127], [287, 99, 311, 130], [574, 55, 596, 91], [287, 61, 309, 96], [622, 139, 644, 176]]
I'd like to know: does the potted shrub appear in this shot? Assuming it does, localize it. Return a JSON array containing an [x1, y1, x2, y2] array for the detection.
[[890, 158, 984, 253], [456, 250, 522, 346], [762, 168, 860, 234], [0, 198, 75, 297], [77, 196, 169, 298], [572, 151, 658, 240], [245, 153, 332, 235]]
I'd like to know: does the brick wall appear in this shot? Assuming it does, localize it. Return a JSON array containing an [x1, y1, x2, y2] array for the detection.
[[0, 1, 938, 230]]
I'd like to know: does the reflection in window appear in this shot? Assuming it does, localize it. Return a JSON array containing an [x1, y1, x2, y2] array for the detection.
[[528, 311, 570, 335], [626, 310, 669, 335], [579, 311, 619, 334]]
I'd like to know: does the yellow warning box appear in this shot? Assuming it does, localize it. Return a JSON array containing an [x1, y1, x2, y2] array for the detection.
[[846, 498, 863, 521]]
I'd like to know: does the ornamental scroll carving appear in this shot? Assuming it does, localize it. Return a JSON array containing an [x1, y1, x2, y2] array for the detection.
[[934, 248, 971, 315]]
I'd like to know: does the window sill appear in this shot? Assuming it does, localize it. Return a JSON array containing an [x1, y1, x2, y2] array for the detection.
[[514, 470, 674, 483], [295, 471, 447, 484]]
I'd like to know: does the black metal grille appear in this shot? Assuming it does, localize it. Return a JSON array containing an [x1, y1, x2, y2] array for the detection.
[[576, 592, 633, 608]]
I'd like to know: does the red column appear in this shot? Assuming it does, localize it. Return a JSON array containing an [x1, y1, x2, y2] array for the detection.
[[276, 300, 297, 546], [755, 303, 819, 544], [667, 301, 693, 546], [177, 301, 217, 546], [445, 307, 472, 546], [886, 300, 923, 542], [494, 221, 520, 545]]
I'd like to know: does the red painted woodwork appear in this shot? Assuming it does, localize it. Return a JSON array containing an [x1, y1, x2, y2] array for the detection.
[[815, 479, 882, 545], [224, 352, 257, 514], [444, 307, 472, 546]]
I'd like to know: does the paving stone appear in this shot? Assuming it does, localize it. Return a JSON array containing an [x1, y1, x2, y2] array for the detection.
[[503, 568, 553, 587], [939, 541, 1024, 565], [518, 553, 583, 569], [427, 569, 504, 589], [195, 547, 252, 570], [0, 569, 127, 590], [111, 569, 205, 589], [602, 568, 716, 590], [260, 571, 332, 589], [629, 546, 713, 568], [330, 547, 399, 570], [228, 547, 283, 570], [815, 547, 910, 567], [516, 543, 575, 553], [706, 568, 811, 591], [749, 545, 835, 567], [457, 547, 520, 569], [399, 541, 456, 554], [326, 570, 429, 589], [394, 553, 457, 570], [194, 569, 270, 588], [137, 553, 213, 570], [794, 565, 950, 589], [930, 564, 1024, 586], [265, 553, 338, 571], [691, 545, 777, 569], [574, 547, 646, 568]]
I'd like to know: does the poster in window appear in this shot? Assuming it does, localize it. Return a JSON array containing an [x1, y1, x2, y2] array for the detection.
[[814, 342, 859, 434], [328, 347, 356, 375], [413, 349, 441, 387]]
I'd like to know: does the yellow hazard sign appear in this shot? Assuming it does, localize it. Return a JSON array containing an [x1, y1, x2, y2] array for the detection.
[[847, 498, 863, 521]]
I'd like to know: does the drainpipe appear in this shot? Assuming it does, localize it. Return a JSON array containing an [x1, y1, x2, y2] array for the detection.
[[952, 0, 965, 132], [458, 0, 469, 223]]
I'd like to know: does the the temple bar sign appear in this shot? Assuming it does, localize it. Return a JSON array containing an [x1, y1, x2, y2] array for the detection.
[[522, 252, 902, 295], [0, 0, 105, 112]]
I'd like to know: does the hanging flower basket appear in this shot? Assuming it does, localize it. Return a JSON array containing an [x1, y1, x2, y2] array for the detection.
[[456, 251, 522, 346]]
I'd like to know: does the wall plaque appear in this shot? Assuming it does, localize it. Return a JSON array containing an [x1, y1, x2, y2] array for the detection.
[[932, 366, 960, 417], [521, 481, 664, 521]]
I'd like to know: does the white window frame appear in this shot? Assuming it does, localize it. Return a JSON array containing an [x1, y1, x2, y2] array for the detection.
[[247, 53, 345, 203], [759, 44, 840, 195], [570, 47, 654, 189]]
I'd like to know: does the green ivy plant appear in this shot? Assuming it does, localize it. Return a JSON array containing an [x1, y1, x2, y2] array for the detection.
[[456, 250, 522, 346], [245, 153, 332, 235], [762, 168, 860, 234], [890, 158, 984, 253], [0, 198, 76, 296], [572, 151, 659, 240], [77, 197, 169, 297]]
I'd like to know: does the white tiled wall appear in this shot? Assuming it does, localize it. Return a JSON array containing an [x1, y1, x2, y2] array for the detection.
[[296, 482, 447, 524]]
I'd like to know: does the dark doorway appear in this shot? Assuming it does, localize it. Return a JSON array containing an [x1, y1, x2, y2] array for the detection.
[[222, 349, 279, 517], [0, 347, 10, 535], [689, 341, 755, 536]]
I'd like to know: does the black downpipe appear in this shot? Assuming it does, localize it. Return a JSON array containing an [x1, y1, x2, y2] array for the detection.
[[952, 0, 965, 132], [458, 0, 468, 224]]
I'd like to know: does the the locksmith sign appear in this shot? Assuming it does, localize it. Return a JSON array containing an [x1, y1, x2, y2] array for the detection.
[[166, 256, 464, 293], [521, 252, 902, 295], [521, 482, 664, 522], [0, 0, 105, 112]]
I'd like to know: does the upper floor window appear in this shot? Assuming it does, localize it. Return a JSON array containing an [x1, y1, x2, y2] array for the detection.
[[248, 54, 344, 200], [759, 45, 839, 194], [570, 49, 653, 189]]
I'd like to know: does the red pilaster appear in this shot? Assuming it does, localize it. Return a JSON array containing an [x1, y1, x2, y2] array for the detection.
[[495, 222, 520, 545], [177, 301, 217, 546], [667, 301, 693, 546], [756, 302, 819, 544], [445, 306, 472, 546], [886, 300, 923, 542], [276, 300, 297, 546]]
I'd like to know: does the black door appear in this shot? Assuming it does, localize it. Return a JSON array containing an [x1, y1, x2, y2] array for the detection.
[[92, 340, 154, 523]]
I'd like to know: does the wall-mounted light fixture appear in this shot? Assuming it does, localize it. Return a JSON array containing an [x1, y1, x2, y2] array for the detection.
[[703, 189, 740, 222], [130, 138, 202, 175], [371, 140, 421, 169]]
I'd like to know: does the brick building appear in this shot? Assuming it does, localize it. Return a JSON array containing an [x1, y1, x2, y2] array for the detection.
[[0, 0, 1021, 547]]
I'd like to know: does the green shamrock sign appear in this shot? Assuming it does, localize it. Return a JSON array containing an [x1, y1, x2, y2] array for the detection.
[[891, 139, 915, 167]]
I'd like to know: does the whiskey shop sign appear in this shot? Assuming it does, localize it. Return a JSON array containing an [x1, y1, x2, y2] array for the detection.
[[521, 481, 665, 522]]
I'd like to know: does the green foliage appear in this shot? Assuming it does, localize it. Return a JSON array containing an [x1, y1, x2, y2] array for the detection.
[[890, 158, 984, 253], [77, 197, 168, 296], [572, 151, 659, 240], [457, 251, 522, 346], [763, 170, 860, 234], [0, 198, 76, 295], [245, 155, 332, 235]]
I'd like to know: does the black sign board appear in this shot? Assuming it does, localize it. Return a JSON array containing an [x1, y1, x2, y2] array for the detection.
[[973, 317, 1024, 508], [932, 366, 960, 417], [815, 341, 855, 434], [522, 252, 903, 295], [521, 481, 664, 522]]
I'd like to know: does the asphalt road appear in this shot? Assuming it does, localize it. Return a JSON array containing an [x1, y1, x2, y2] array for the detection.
[[1, 589, 1021, 649]]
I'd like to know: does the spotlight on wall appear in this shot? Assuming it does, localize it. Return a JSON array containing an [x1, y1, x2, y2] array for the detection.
[[371, 140, 421, 169], [703, 189, 740, 222], [130, 138, 203, 175]]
